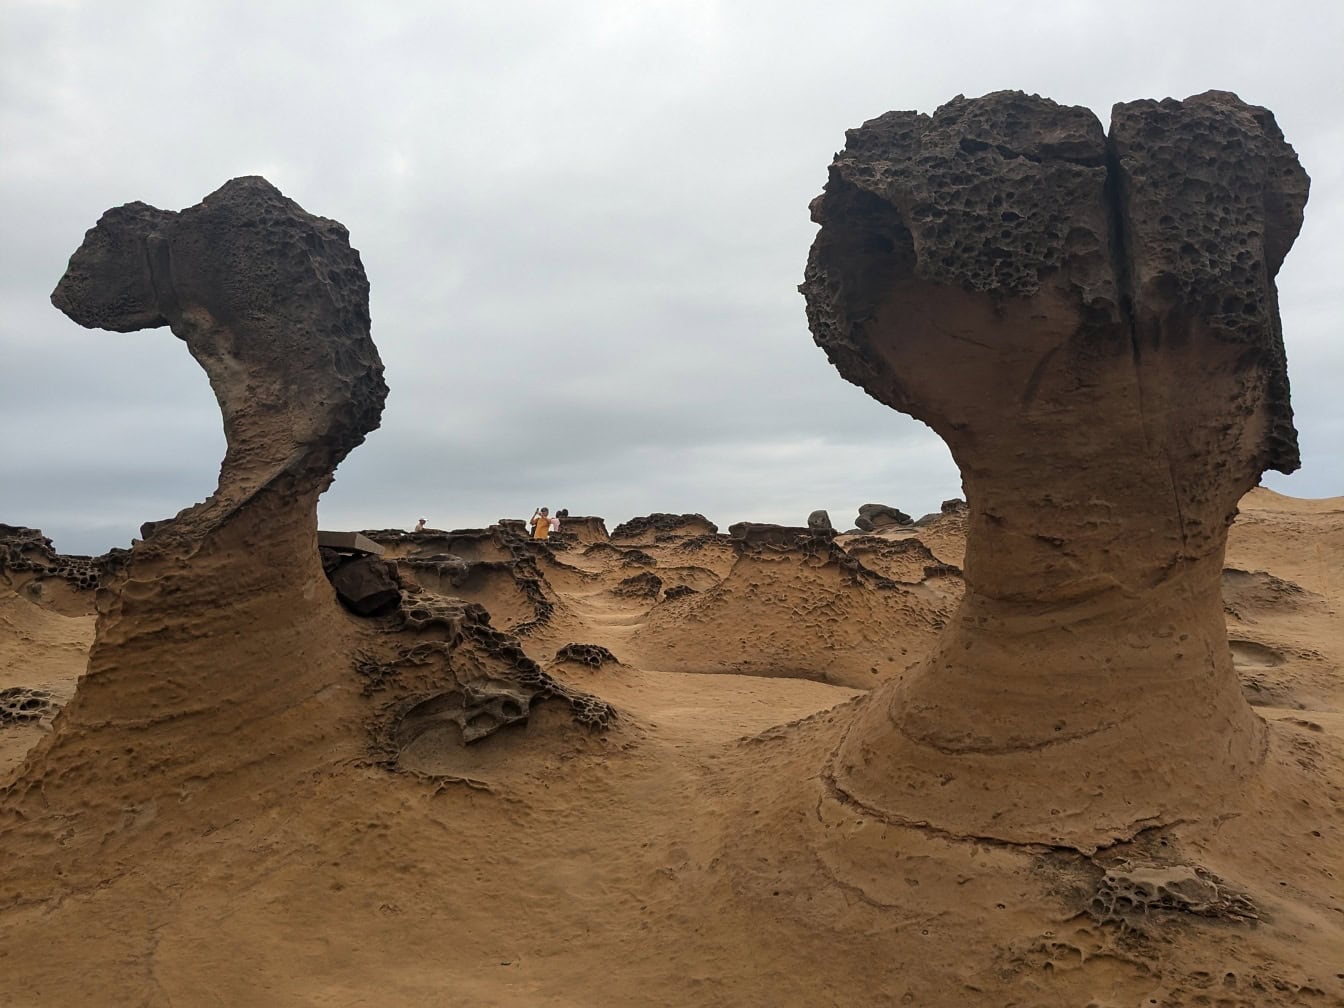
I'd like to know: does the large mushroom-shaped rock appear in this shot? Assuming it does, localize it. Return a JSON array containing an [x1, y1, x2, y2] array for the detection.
[[1, 178, 388, 857], [802, 91, 1308, 849]]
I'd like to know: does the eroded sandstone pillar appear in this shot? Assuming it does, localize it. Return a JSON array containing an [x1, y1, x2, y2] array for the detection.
[[802, 91, 1308, 850], [1, 179, 387, 858]]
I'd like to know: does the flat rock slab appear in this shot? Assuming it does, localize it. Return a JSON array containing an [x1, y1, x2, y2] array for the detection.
[[317, 531, 385, 556]]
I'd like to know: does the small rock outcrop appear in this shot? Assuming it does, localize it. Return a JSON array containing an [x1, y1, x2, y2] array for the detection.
[[855, 504, 911, 532], [728, 522, 826, 547], [807, 509, 835, 533], [0, 524, 127, 599], [803, 91, 1309, 848], [611, 513, 718, 542], [1, 178, 612, 891]]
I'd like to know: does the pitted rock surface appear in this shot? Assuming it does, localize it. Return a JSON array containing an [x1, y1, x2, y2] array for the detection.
[[613, 572, 663, 599], [806, 91, 1309, 849], [0, 687, 58, 726], [51, 176, 388, 552], [359, 591, 616, 758], [0, 524, 127, 593], [841, 536, 963, 583], [1088, 862, 1258, 924], [728, 522, 823, 547], [856, 504, 912, 530], [553, 643, 619, 668], [611, 513, 718, 541]]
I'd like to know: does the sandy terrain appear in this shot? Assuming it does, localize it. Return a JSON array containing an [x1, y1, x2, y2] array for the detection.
[[1, 487, 1339, 1007]]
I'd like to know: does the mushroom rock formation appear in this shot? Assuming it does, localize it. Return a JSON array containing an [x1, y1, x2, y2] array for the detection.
[[802, 91, 1308, 849], [0, 178, 388, 858]]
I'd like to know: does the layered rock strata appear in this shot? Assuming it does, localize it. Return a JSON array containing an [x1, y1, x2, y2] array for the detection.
[[0, 178, 389, 855], [1, 179, 610, 881], [802, 91, 1309, 848]]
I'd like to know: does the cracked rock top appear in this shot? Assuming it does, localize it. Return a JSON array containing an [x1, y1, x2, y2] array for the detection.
[[802, 89, 1308, 474]]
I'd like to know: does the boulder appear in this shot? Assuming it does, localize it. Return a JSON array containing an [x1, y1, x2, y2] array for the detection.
[[807, 509, 834, 532], [856, 503, 911, 529], [328, 554, 401, 616], [610, 513, 718, 541], [728, 522, 818, 547]]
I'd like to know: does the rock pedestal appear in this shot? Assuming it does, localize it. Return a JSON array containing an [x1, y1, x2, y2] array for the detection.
[[802, 91, 1308, 849]]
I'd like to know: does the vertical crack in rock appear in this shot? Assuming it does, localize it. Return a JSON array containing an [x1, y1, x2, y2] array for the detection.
[[802, 91, 1309, 850]]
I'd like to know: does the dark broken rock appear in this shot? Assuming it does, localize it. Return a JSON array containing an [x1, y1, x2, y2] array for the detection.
[[857, 504, 912, 529], [663, 584, 698, 601], [328, 554, 402, 616], [51, 177, 387, 552], [1088, 862, 1258, 924], [0, 524, 127, 592], [808, 509, 835, 532]]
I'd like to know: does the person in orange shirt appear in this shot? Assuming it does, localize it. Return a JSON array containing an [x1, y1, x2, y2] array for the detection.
[[530, 507, 551, 540]]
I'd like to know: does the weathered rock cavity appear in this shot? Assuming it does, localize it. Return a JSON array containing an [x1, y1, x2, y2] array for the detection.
[[802, 91, 1308, 849]]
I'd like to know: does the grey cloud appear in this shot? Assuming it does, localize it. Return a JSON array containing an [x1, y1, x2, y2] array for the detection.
[[3, 1, 1340, 555]]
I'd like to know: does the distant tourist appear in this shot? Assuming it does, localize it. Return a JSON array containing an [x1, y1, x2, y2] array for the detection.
[[531, 507, 551, 540], [549, 512, 561, 535], [414, 517, 427, 533]]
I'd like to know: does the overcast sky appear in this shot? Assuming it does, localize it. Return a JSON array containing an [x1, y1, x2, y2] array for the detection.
[[3, 1, 1341, 555]]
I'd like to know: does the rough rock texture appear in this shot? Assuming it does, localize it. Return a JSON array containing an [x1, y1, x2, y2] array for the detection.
[[0, 524, 127, 601], [553, 643, 619, 668], [857, 503, 912, 530], [610, 513, 718, 542], [51, 178, 386, 550], [0, 178, 390, 861], [357, 596, 614, 759], [728, 521, 828, 547], [550, 515, 610, 542], [0, 687, 57, 726], [0, 178, 611, 893], [327, 553, 402, 617], [807, 509, 834, 532], [802, 91, 1309, 848]]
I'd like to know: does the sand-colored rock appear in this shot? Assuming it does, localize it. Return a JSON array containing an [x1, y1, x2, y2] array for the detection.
[[0, 110, 1339, 1007], [803, 90, 1311, 847]]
